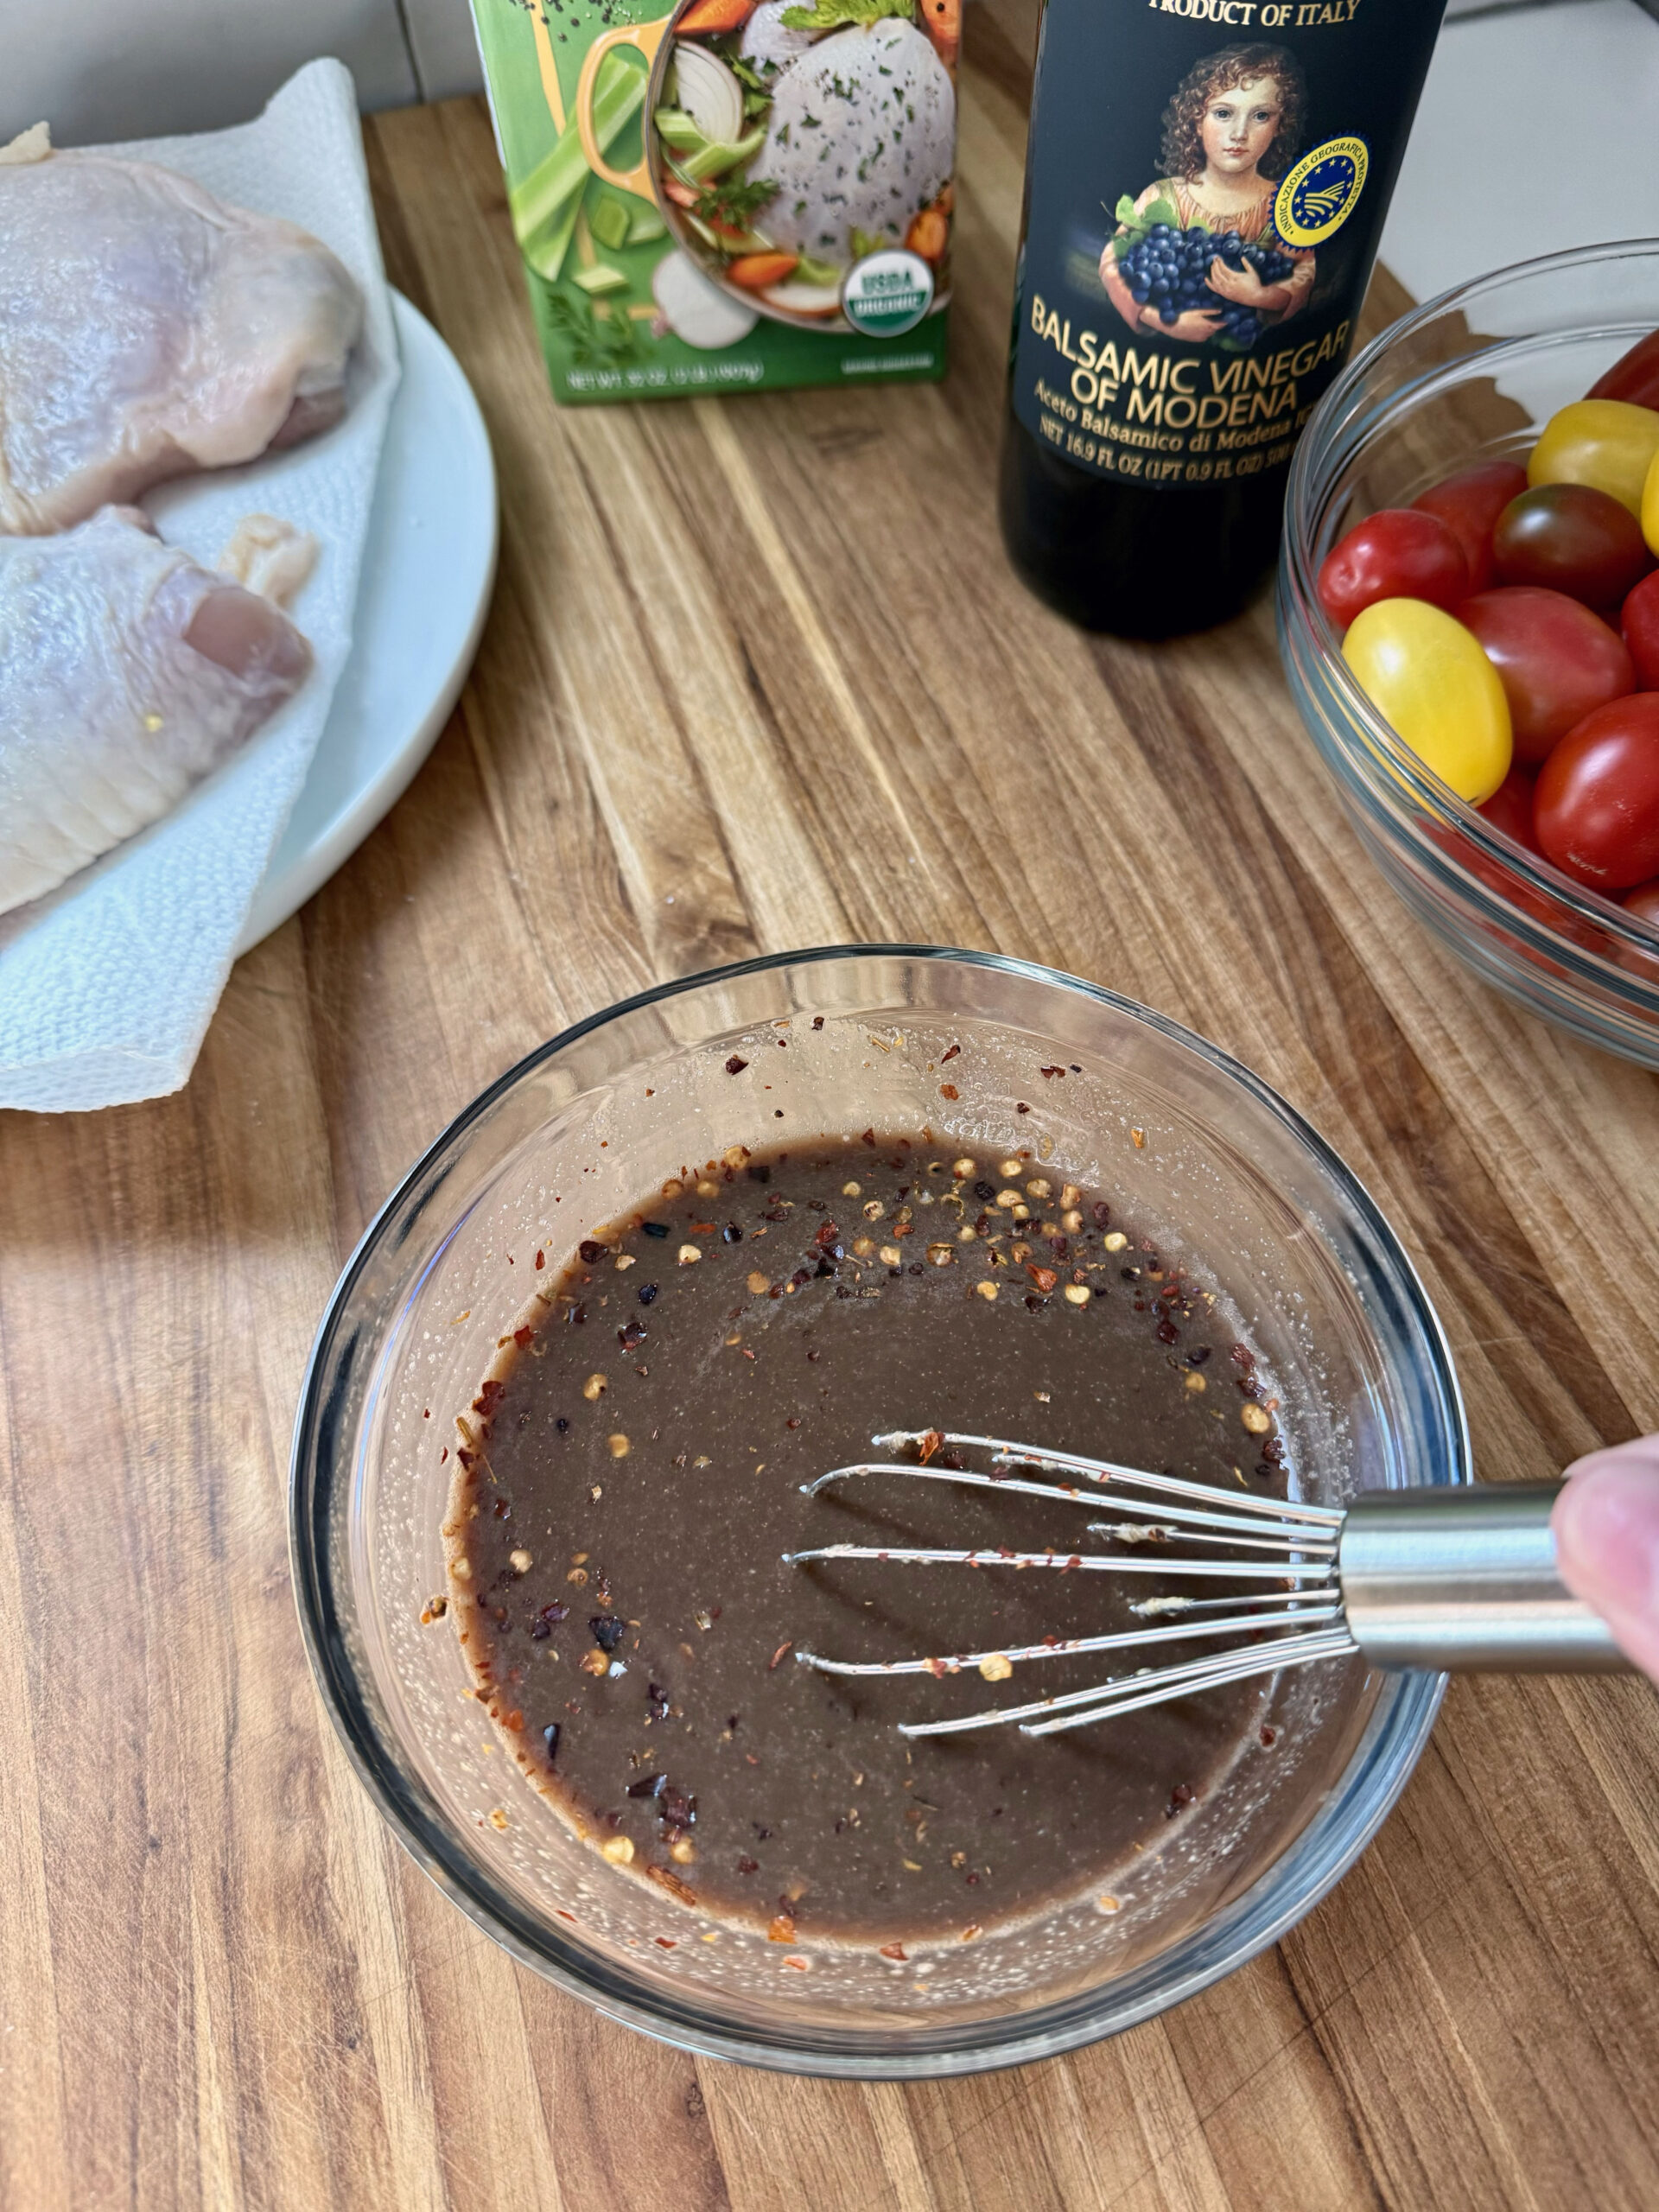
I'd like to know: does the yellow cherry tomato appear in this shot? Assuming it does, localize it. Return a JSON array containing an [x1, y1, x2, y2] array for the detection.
[[1528, 397, 1659, 518], [1643, 446, 1659, 558], [1343, 597, 1512, 803]]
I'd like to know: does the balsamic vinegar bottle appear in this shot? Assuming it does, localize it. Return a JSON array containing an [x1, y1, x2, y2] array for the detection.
[[999, 2, 1448, 637]]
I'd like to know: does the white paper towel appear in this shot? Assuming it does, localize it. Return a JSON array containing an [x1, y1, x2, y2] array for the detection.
[[0, 58, 399, 1113]]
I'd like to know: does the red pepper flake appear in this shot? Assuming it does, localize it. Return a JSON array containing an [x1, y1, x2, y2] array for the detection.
[[655, 1937, 678, 1949], [861, 1128, 877, 1146], [513, 1325, 535, 1346], [738, 1856, 760, 1875], [880, 1942, 908, 1961], [941, 1044, 961, 1063], [1166, 1782, 1198, 1817], [1027, 1264, 1058, 1294], [939, 1083, 959, 1100], [725, 1055, 748, 1076], [811, 1015, 824, 1030], [916, 1428, 944, 1465], [769, 1641, 793, 1670], [783, 1956, 808, 1972], [1260, 1724, 1278, 1746], [556, 1910, 577, 1923], [1015, 1102, 1030, 1115], [1039, 1065, 1065, 1078], [645, 1863, 699, 1908], [768, 1914, 796, 1942], [440, 1447, 448, 1463], [472, 1378, 505, 1416]]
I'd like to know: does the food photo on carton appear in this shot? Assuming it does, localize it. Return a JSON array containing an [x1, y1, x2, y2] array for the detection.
[[471, 0, 959, 403]]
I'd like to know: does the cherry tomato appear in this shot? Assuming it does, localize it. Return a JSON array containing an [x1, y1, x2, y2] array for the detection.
[[1317, 508, 1469, 629], [1477, 765, 1541, 850], [1534, 693, 1659, 889], [1493, 482, 1652, 607], [1528, 400, 1659, 518], [1459, 588, 1633, 763], [1615, 877, 1659, 982], [1623, 569, 1659, 690], [1589, 327, 1659, 412], [1343, 597, 1512, 803], [1412, 461, 1527, 594]]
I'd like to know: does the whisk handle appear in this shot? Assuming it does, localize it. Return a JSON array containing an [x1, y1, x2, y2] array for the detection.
[[1339, 1482, 1629, 1672]]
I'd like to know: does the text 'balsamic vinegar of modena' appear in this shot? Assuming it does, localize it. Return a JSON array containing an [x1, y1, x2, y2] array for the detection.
[[999, 0, 1449, 636]]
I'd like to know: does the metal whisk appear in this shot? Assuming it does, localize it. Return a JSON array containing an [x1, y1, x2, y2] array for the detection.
[[782, 1431, 1629, 1738]]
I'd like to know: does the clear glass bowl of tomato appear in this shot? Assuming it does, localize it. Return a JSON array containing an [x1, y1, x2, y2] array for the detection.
[[1279, 239, 1659, 1066]]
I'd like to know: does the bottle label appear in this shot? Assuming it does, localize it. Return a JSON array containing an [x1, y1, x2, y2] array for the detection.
[[1008, 0, 1444, 490]]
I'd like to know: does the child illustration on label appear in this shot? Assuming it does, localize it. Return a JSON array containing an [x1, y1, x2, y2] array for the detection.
[[1099, 43, 1315, 347]]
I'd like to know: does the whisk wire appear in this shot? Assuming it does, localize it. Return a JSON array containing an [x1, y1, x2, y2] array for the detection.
[[791, 1429, 1355, 1735]]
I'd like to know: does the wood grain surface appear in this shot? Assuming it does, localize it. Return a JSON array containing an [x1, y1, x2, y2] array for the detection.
[[3, 7, 1657, 2204]]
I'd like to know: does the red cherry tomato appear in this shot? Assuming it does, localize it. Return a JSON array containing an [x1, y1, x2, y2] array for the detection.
[[1616, 877, 1659, 981], [1623, 569, 1659, 690], [1534, 693, 1659, 888], [1589, 327, 1659, 413], [1441, 766, 1588, 939], [1459, 588, 1634, 763], [1413, 461, 1528, 594], [1317, 508, 1469, 629], [1477, 765, 1541, 849], [1492, 482, 1653, 607]]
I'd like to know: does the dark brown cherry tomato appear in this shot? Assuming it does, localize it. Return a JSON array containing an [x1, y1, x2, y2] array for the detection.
[[1414, 461, 1528, 594], [1316, 508, 1469, 629], [1459, 588, 1634, 763], [1477, 765, 1541, 849], [1589, 327, 1659, 413], [1623, 569, 1659, 690], [1534, 693, 1659, 888], [1493, 483, 1653, 607]]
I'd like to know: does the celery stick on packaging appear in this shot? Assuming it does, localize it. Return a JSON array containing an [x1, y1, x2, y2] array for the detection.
[[470, 0, 958, 402]]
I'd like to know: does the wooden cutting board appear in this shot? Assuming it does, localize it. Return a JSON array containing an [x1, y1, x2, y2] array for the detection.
[[1, 4, 1656, 2203]]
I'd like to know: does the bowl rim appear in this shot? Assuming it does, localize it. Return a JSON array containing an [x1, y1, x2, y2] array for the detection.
[[289, 941, 1465, 2076], [1281, 235, 1659, 986]]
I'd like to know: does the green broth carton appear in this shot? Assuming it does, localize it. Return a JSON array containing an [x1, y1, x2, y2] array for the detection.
[[469, 0, 958, 402]]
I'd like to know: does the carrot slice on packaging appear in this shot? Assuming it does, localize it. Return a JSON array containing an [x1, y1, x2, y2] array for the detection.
[[676, 0, 757, 34]]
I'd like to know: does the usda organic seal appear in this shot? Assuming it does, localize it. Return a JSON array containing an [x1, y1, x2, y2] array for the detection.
[[842, 250, 934, 340]]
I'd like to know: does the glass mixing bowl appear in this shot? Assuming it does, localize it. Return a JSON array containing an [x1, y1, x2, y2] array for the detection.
[[290, 945, 1465, 2076], [1280, 240, 1659, 1067]]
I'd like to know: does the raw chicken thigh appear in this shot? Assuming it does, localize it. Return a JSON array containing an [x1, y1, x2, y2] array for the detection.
[[0, 506, 312, 915], [0, 134, 362, 535]]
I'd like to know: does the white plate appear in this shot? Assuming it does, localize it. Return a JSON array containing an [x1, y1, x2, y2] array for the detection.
[[237, 290, 498, 954]]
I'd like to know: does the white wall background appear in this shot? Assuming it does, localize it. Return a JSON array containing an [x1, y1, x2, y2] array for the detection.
[[0, 0, 483, 146]]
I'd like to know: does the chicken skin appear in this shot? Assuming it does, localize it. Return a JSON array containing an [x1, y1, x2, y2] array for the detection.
[[0, 506, 312, 915], [0, 136, 361, 535]]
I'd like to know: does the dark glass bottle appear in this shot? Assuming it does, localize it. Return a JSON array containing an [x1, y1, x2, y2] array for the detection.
[[999, 0, 1448, 638]]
